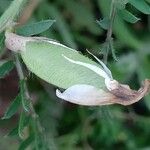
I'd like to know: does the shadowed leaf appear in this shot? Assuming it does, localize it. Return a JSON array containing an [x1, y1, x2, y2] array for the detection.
[[18, 111, 27, 139], [0, 60, 15, 78], [97, 18, 110, 30], [2, 94, 21, 119], [17, 19, 56, 36], [20, 80, 31, 112], [18, 135, 34, 150], [129, 0, 150, 14], [119, 9, 140, 23]]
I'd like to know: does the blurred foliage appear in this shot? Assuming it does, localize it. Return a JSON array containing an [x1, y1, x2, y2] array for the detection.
[[0, 0, 150, 149]]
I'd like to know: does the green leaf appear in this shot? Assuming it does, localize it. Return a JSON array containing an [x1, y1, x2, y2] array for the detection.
[[146, 0, 150, 4], [0, 0, 12, 13], [7, 115, 30, 137], [119, 9, 140, 23], [129, 0, 150, 14], [0, 34, 5, 54], [18, 135, 34, 150], [20, 80, 31, 112], [97, 18, 110, 30], [17, 19, 56, 36], [115, 0, 129, 10], [7, 126, 18, 137], [0, 60, 15, 78], [0, 0, 27, 33], [18, 111, 27, 139], [2, 94, 21, 119], [98, 0, 142, 49], [31, 119, 43, 150]]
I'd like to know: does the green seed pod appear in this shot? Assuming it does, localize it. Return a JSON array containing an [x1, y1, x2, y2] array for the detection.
[[5, 32, 150, 106], [5, 33, 110, 90]]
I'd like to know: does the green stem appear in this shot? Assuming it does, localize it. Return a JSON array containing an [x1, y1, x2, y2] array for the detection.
[[14, 53, 43, 136], [104, 0, 116, 64]]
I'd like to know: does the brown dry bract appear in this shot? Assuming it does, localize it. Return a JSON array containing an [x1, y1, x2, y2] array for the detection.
[[109, 79, 150, 105]]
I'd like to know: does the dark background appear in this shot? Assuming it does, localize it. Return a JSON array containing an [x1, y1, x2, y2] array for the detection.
[[0, 0, 150, 149]]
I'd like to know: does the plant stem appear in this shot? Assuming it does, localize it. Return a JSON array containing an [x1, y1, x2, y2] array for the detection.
[[14, 53, 43, 134], [15, 54, 30, 98], [104, 0, 116, 64]]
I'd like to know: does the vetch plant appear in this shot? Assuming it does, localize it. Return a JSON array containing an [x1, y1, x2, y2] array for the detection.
[[0, 0, 150, 149]]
